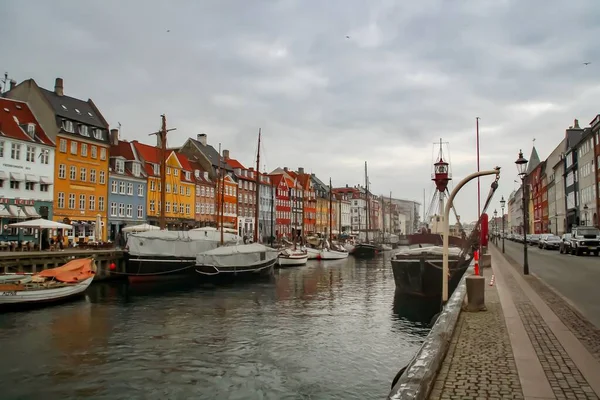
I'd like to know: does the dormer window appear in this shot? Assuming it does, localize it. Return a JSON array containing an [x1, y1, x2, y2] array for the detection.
[[132, 162, 140, 177], [116, 159, 125, 174], [194, 170, 200, 178], [79, 125, 89, 136], [204, 171, 209, 180], [185, 171, 191, 180], [94, 128, 103, 140], [27, 123, 35, 137], [153, 164, 159, 175], [62, 120, 74, 133]]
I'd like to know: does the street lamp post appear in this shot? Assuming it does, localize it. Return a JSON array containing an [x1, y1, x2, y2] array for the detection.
[[583, 204, 588, 226], [493, 209, 498, 244], [500, 195, 506, 253], [515, 150, 529, 275]]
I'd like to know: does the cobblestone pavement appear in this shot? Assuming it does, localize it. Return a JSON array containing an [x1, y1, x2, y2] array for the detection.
[[501, 246, 600, 363], [499, 260, 599, 400], [429, 268, 524, 400]]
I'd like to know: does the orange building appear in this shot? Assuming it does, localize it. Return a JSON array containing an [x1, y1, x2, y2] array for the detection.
[[7, 77, 110, 242], [131, 141, 195, 229], [216, 173, 238, 229]]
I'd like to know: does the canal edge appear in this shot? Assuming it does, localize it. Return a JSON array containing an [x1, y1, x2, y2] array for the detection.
[[387, 265, 473, 400]]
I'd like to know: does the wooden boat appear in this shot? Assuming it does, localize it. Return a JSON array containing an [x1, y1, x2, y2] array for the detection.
[[0, 258, 96, 306], [278, 248, 309, 267], [195, 243, 278, 277]]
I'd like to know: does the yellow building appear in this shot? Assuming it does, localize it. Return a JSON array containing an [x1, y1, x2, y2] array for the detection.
[[7, 77, 110, 242], [315, 196, 329, 234], [131, 141, 195, 229]]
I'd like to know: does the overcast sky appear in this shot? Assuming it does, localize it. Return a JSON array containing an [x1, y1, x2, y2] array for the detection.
[[3, 0, 600, 223]]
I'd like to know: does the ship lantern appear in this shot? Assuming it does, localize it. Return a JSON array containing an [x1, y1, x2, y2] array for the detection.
[[432, 157, 451, 192]]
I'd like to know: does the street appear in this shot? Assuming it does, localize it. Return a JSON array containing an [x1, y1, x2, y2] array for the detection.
[[502, 239, 600, 329]]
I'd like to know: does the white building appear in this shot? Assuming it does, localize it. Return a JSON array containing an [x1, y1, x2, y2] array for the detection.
[[0, 98, 55, 241], [546, 139, 565, 235], [576, 128, 596, 226], [258, 174, 274, 242]]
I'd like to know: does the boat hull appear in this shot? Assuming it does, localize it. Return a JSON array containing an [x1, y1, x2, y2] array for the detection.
[[390, 255, 471, 297], [352, 243, 379, 258], [0, 276, 94, 306], [125, 255, 199, 282], [195, 258, 276, 277], [305, 247, 320, 260], [277, 254, 309, 267], [317, 249, 349, 260]]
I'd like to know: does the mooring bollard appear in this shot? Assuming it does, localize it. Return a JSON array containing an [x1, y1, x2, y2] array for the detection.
[[466, 251, 486, 311]]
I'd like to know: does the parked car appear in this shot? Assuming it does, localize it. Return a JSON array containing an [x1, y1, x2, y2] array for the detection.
[[540, 234, 561, 250], [538, 234, 551, 248], [528, 234, 541, 246], [569, 226, 600, 256], [559, 233, 572, 254]]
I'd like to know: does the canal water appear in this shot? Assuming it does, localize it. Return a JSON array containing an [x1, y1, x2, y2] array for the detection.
[[0, 254, 437, 400]]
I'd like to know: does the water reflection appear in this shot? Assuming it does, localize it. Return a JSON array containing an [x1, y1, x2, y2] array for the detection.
[[0, 256, 429, 400]]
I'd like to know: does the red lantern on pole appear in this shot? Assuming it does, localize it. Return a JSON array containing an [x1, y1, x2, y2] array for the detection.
[[480, 213, 489, 247]]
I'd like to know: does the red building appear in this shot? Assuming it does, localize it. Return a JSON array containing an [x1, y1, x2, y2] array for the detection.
[[530, 161, 545, 234], [270, 174, 291, 238]]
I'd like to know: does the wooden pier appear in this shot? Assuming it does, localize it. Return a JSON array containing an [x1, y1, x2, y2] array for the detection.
[[0, 249, 126, 281]]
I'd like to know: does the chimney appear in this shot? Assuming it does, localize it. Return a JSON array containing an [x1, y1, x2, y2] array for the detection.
[[283, 167, 289, 172], [109, 128, 119, 146], [223, 149, 230, 159], [197, 133, 207, 146], [298, 167, 304, 174], [9, 80, 16, 91], [54, 78, 64, 96], [346, 184, 349, 188], [574, 119, 580, 129]]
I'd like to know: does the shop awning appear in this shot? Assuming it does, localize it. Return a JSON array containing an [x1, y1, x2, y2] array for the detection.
[[0, 205, 12, 218], [7, 205, 25, 218], [23, 206, 41, 218], [10, 172, 23, 181], [40, 176, 53, 184], [25, 174, 37, 182], [0, 171, 7, 180]]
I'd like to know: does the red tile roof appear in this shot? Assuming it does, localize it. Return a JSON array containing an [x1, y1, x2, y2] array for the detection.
[[269, 174, 285, 188], [131, 140, 161, 164], [0, 98, 53, 145], [110, 140, 135, 160], [297, 174, 312, 191], [225, 158, 246, 170], [175, 152, 192, 172]]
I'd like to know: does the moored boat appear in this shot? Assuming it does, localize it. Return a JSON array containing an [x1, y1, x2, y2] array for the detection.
[[278, 248, 309, 267], [316, 247, 349, 260], [0, 258, 96, 307], [352, 242, 379, 258], [195, 243, 279, 277]]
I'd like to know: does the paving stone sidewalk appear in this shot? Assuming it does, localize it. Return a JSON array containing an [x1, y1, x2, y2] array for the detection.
[[429, 268, 524, 400]]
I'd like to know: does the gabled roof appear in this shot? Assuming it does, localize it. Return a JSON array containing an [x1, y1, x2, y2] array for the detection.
[[225, 158, 246, 170], [269, 173, 287, 189], [131, 140, 162, 165], [310, 173, 329, 193], [0, 98, 53, 145], [187, 137, 232, 171], [110, 140, 136, 160], [37, 85, 107, 129], [297, 173, 313, 191]]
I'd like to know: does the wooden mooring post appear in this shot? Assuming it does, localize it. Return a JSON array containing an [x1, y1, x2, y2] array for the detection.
[[0, 249, 126, 281]]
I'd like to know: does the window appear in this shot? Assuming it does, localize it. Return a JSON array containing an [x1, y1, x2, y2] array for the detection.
[[197, 203, 201, 213], [79, 125, 89, 137], [40, 184, 49, 192], [201, 187, 205, 197], [99, 171, 105, 184], [118, 203, 125, 216], [137, 205, 143, 218], [166, 183, 171, 193], [119, 182, 125, 194], [150, 200, 155, 212], [153, 164, 159, 175], [173, 184, 177, 194], [180, 204, 184, 214], [127, 182, 133, 195], [68, 194, 75, 209], [58, 192, 65, 208], [137, 184, 144, 196], [59, 164, 66, 179], [173, 202, 178, 213], [59, 139, 67, 152], [116, 159, 125, 174], [89, 195, 95, 211], [126, 204, 132, 217], [94, 129, 103, 140], [79, 194, 85, 210], [81, 143, 88, 157], [100, 148, 106, 160], [111, 180, 118, 194], [185, 171, 191, 180], [26, 146, 35, 162], [132, 163, 140, 177], [40, 149, 49, 164], [180, 186, 184, 195], [185, 204, 190, 215], [62, 120, 74, 132], [25, 182, 35, 191], [91, 146, 97, 158], [0, 141, 4, 157], [174, 169, 179, 177], [166, 167, 171, 175], [98, 196, 105, 211], [166, 202, 171, 212], [10, 143, 21, 160], [150, 180, 156, 191], [70, 141, 77, 155], [90, 169, 96, 183], [110, 202, 117, 217], [186, 186, 191, 196], [80, 167, 87, 181], [70, 166, 76, 180]]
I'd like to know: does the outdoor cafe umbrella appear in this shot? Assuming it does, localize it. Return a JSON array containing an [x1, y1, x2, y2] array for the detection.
[[9, 218, 73, 249]]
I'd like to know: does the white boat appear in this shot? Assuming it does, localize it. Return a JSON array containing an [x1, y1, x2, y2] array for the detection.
[[343, 242, 356, 253], [0, 259, 96, 306], [305, 247, 321, 260], [316, 248, 349, 260], [278, 248, 309, 267], [195, 243, 279, 277]]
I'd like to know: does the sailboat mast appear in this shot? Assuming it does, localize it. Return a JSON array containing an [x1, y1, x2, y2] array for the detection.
[[382, 195, 385, 241], [218, 143, 225, 245], [389, 191, 392, 235], [254, 128, 261, 243], [270, 181, 274, 246], [365, 161, 370, 242], [338, 191, 342, 235], [329, 178, 333, 243], [150, 114, 176, 230]]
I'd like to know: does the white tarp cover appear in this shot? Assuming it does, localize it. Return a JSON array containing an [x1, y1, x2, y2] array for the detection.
[[127, 230, 241, 258], [122, 223, 160, 233], [8, 218, 72, 229], [396, 246, 462, 257], [196, 243, 279, 268]]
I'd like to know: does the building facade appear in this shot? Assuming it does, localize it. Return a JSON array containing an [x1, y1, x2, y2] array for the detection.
[[591, 114, 600, 226], [189, 161, 215, 227], [545, 139, 565, 235], [270, 174, 291, 238], [8, 77, 110, 242], [576, 128, 595, 226], [258, 174, 274, 242], [0, 98, 55, 242], [564, 121, 584, 231], [216, 173, 238, 229], [224, 150, 256, 237], [296, 169, 316, 234]]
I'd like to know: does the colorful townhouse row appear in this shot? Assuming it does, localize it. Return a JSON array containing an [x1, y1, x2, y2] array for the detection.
[[507, 117, 600, 236], [0, 76, 409, 243]]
